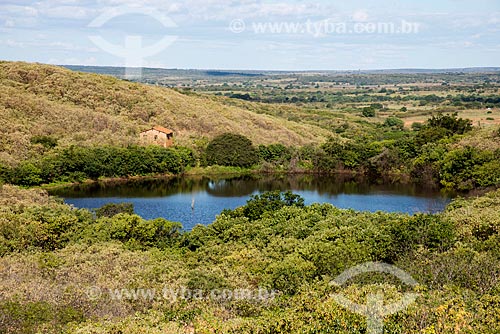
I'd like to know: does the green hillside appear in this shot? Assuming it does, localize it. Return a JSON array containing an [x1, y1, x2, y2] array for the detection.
[[0, 61, 329, 164]]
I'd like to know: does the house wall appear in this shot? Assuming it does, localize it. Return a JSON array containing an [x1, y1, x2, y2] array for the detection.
[[140, 129, 173, 148]]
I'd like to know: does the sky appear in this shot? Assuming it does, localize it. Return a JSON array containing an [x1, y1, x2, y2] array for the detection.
[[0, 0, 499, 70]]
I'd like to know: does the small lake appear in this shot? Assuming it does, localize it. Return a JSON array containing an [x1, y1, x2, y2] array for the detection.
[[50, 175, 455, 230]]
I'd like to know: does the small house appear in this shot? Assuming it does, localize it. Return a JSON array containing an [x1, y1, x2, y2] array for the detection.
[[140, 126, 174, 148]]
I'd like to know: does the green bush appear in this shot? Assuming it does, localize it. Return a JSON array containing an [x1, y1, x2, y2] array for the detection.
[[427, 112, 472, 134], [10, 162, 43, 186], [388, 214, 456, 261], [0, 204, 91, 254], [6, 145, 195, 186], [439, 147, 500, 190], [30, 135, 58, 149], [384, 117, 404, 129], [95, 202, 134, 218], [205, 133, 258, 167], [0, 301, 85, 334], [258, 144, 291, 163], [224, 190, 305, 221], [362, 107, 376, 117], [82, 214, 182, 249]]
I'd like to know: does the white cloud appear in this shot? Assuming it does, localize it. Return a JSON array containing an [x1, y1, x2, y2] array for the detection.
[[0, 38, 98, 52], [0, 5, 38, 17], [41, 6, 93, 19], [4, 19, 15, 27], [352, 10, 369, 22]]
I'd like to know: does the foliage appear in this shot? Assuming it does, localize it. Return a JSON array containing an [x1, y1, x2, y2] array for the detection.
[[30, 135, 58, 149], [81, 214, 182, 249], [95, 202, 134, 218], [427, 112, 472, 135], [225, 190, 305, 221], [0, 186, 500, 332], [388, 214, 456, 261], [439, 146, 500, 190], [5, 145, 195, 186], [205, 133, 258, 168], [0, 300, 85, 334], [9, 162, 43, 186], [258, 144, 291, 163], [384, 116, 404, 129], [361, 106, 376, 117]]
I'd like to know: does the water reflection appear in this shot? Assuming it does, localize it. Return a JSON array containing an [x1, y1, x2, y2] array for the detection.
[[50, 174, 447, 199], [50, 174, 454, 230]]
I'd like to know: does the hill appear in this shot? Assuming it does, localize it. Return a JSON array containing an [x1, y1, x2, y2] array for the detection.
[[0, 61, 329, 164]]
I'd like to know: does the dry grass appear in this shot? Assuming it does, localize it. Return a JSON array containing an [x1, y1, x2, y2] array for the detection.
[[0, 61, 329, 164], [400, 108, 500, 127], [0, 184, 52, 207]]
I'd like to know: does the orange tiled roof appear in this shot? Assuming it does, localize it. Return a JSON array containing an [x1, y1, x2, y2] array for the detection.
[[141, 126, 173, 134]]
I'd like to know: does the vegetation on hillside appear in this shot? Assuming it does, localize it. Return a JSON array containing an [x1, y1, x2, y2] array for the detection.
[[0, 61, 329, 165], [204, 133, 259, 168], [2, 113, 499, 192], [0, 185, 499, 333], [1, 62, 499, 333]]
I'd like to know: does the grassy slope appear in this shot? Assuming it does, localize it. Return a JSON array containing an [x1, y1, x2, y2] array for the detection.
[[0, 61, 330, 164]]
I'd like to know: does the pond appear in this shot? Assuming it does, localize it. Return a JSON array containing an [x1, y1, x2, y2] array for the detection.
[[49, 175, 455, 230]]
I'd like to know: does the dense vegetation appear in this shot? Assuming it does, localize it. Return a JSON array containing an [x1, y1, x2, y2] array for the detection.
[[1, 62, 499, 332], [1, 113, 499, 192], [1, 61, 499, 192], [1, 146, 194, 186], [204, 133, 258, 168], [0, 185, 499, 333], [0, 61, 327, 164]]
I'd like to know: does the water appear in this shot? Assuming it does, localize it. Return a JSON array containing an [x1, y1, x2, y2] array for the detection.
[[49, 175, 454, 230]]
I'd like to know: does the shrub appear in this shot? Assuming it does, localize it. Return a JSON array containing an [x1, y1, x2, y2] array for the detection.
[[388, 214, 456, 261], [8, 145, 195, 186], [10, 162, 43, 186], [0, 301, 85, 334], [258, 144, 291, 163], [0, 204, 91, 254], [83, 214, 182, 249], [384, 117, 404, 129], [266, 254, 315, 294], [30, 135, 58, 149], [95, 202, 134, 218], [205, 133, 258, 167], [439, 147, 500, 190], [362, 107, 376, 117], [411, 122, 423, 131], [427, 112, 472, 135], [228, 190, 305, 221]]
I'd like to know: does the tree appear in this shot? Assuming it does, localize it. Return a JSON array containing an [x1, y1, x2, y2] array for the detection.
[[362, 107, 376, 117], [384, 117, 404, 130], [30, 135, 58, 149], [205, 133, 258, 167], [11, 162, 43, 186], [95, 203, 134, 218], [258, 144, 291, 163], [240, 191, 305, 221], [415, 113, 473, 145], [427, 112, 472, 134]]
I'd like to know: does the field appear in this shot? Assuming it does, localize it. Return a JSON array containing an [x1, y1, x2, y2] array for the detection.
[[1, 62, 500, 333], [69, 64, 500, 130]]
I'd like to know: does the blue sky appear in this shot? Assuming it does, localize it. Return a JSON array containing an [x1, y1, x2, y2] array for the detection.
[[0, 0, 499, 70]]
